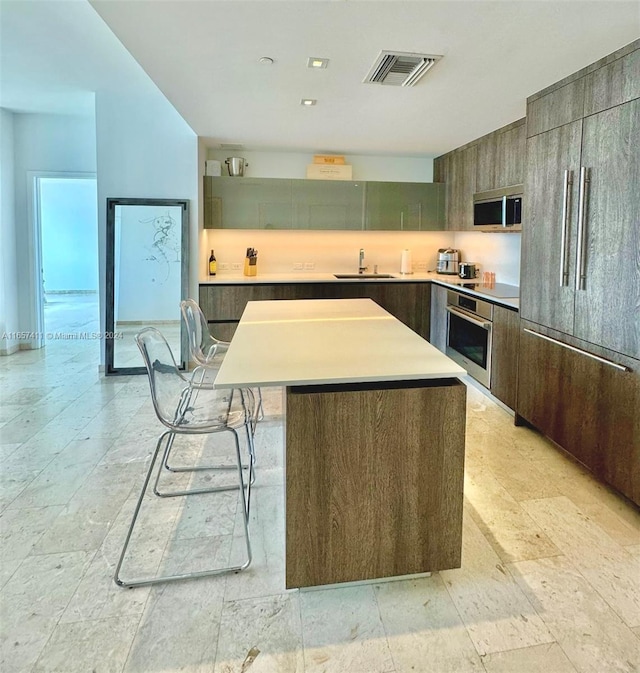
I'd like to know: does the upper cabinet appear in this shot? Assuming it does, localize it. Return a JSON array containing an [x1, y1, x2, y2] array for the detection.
[[203, 176, 445, 231], [434, 118, 525, 231], [365, 181, 444, 231]]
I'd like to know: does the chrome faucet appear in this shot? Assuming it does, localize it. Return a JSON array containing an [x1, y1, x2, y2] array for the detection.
[[358, 248, 368, 274]]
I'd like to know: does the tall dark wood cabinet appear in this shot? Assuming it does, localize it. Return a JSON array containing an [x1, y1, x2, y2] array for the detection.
[[518, 40, 640, 505], [490, 305, 520, 411], [434, 118, 525, 231], [429, 284, 449, 352]]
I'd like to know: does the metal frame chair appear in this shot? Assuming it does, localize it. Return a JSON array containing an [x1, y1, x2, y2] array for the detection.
[[180, 298, 263, 430], [114, 327, 254, 588]]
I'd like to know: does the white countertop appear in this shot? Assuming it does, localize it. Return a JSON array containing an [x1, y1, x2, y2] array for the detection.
[[200, 272, 520, 310], [214, 298, 466, 389]]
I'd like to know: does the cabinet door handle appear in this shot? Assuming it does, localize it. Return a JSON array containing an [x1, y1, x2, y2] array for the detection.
[[575, 166, 590, 291], [501, 195, 507, 228], [559, 169, 572, 287], [523, 328, 631, 372]]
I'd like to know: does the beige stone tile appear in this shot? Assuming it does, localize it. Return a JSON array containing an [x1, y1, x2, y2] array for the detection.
[[32, 615, 140, 673], [464, 459, 561, 562], [0, 557, 22, 590], [522, 496, 640, 628], [465, 418, 562, 502], [508, 555, 640, 673], [214, 593, 304, 673], [374, 575, 483, 672], [123, 537, 229, 673], [60, 548, 151, 624], [0, 505, 64, 563], [224, 517, 286, 603], [7, 438, 113, 509], [625, 544, 640, 558], [439, 514, 554, 656], [481, 642, 578, 673], [300, 585, 394, 673], [0, 550, 94, 673]]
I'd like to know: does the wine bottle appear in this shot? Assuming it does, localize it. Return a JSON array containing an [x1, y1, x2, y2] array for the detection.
[[208, 249, 217, 276]]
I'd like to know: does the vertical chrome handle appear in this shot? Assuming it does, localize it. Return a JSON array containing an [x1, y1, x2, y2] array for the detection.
[[400, 211, 404, 230], [501, 196, 507, 228], [575, 166, 589, 291], [559, 169, 572, 287]]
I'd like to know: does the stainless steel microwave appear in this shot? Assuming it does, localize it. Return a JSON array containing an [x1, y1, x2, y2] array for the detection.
[[473, 185, 523, 231]]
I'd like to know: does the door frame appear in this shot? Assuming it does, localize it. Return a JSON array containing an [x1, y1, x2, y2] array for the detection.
[[28, 171, 98, 349]]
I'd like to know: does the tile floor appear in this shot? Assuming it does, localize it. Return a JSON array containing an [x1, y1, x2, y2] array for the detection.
[[1, 313, 639, 672]]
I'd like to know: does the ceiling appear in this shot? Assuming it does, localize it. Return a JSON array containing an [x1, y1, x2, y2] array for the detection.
[[2, 1, 639, 156]]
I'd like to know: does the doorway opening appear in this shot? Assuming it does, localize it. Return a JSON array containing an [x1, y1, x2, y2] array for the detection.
[[34, 175, 99, 345]]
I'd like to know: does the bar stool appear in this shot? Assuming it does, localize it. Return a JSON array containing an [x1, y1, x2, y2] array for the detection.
[[180, 298, 263, 429], [113, 327, 254, 588]]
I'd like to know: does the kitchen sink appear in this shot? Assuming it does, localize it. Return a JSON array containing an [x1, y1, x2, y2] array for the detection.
[[333, 273, 396, 279]]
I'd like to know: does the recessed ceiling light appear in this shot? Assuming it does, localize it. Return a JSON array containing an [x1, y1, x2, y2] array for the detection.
[[301, 98, 317, 106], [308, 57, 329, 69], [258, 56, 274, 65]]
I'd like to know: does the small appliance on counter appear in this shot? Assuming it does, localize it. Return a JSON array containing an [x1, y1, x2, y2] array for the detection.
[[459, 262, 479, 280], [436, 248, 460, 275]]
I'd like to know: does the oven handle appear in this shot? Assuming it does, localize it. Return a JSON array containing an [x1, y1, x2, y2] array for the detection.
[[446, 305, 492, 330]]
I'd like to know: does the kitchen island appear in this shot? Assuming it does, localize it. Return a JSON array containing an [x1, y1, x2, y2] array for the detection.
[[215, 298, 467, 588]]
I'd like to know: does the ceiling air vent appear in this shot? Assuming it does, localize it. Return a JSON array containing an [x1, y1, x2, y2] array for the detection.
[[364, 51, 442, 87]]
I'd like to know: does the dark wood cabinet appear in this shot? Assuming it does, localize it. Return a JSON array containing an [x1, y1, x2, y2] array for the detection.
[[429, 284, 448, 353], [523, 99, 639, 359], [572, 99, 640, 359], [434, 118, 525, 230], [495, 122, 525, 189], [526, 77, 585, 138], [520, 120, 582, 334], [199, 282, 431, 341], [518, 41, 640, 504], [446, 145, 476, 231], [517, 322, 640, 505], [490, 305, 519, 410], [583, 47, 640, 116]]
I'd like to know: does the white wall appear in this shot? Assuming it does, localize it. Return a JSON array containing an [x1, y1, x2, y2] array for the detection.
[[12, 112, 96, 347], [452, 231, 521, 285], [202, 149, 447, 276], [207, 149, 435, 182], [95, 90, 198, 356], [0, 109, 19, 355]]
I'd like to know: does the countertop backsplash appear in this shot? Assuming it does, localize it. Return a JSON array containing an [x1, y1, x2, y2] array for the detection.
[[202, 229, 454, 277], [201, 228, 522, 286], [452, 231, 521, 286]]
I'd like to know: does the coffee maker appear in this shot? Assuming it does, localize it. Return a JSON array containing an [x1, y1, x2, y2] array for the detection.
[[436, 248, 460, 275]]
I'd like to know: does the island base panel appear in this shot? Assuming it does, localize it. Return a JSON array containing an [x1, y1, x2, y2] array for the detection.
[[285, 379, 466, 589]]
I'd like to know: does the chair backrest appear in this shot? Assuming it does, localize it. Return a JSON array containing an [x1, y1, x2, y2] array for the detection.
[[135, 327, 191, 427], [180, 298, 226, 367]]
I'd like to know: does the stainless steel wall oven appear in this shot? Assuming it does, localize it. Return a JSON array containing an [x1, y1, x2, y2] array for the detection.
[[445, 290, 493, 387]]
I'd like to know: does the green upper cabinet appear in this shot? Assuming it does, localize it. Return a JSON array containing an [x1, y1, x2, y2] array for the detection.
[[292, 180, 364, 230], [204, 177, 292, 229], [203, 176, 444, 230], [364, 182, 444, 231]]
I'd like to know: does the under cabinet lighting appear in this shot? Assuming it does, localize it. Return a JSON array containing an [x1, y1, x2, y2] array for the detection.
[[301, 98, 317, 106], [308, 57, 329, 69]]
